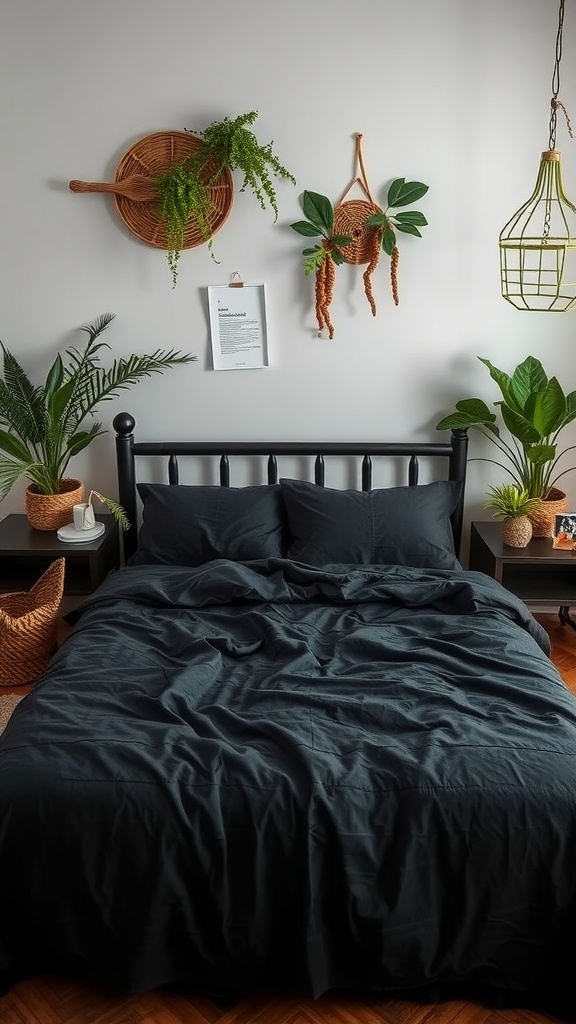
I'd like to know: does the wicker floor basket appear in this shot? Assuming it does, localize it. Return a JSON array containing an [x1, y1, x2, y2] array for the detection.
[[25, 478, 84, 531], [114, 130, 234, 249], [0, 558, 65, 687], [528, 487, 567, 538]]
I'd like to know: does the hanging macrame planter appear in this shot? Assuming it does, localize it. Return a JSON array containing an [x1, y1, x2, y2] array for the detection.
[[290, 134, 429, 338], [499, 0, 576, 311]]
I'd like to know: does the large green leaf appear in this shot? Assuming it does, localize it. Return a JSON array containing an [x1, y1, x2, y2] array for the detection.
[[436, 398, 498, 432], [525, 444, 557, 465], [500, 403, 541, 444], [524, 377, 566, 437], [66, 425, 105, 458], [290, 220, 322, 237], [44, 354, 64, 400], [387, 179, 429, 207], [509, 356, 548, 409], [0, 428, 33, 462], [477, 358, 519, 411], [301, 191, 334, 234], [393, 211, 428, 226]]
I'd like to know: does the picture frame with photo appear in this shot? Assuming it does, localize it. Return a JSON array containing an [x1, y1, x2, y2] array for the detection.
[[552, 513, 576, 549]]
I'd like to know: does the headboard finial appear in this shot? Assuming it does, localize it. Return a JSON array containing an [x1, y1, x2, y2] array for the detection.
[[113, 412, 136, 437]]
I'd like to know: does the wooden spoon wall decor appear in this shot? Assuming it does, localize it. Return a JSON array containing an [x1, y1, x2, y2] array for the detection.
[[69, 129, 234, 251], [69, 175, 158, 202]]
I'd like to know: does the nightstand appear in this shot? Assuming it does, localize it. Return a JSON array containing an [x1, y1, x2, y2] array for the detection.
[[469, 520, 576, 629], [0, 513, 120, 606]]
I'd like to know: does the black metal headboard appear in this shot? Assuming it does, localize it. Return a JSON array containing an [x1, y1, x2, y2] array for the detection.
[[113, 413, 469, 562]]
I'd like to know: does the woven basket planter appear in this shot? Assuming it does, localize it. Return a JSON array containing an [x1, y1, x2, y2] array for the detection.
[[528, 487, 567, 538], [114, 130, 234, 250], [26, 478, 84, 531], [501, 515, 533, 548], [0, 558, 65, 687]]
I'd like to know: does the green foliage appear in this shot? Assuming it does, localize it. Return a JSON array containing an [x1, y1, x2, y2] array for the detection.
[[483, 483, 540, 519], [365, 177, 429, 255], [87, 489, 131, 531], [290, 190, 352, 274], [155, 110, 296, 287], [0, 313, 197, 499], [436, 355, 576, 498]]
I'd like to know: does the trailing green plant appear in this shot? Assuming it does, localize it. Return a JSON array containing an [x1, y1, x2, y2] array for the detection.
[[365, 178, 429, 304], [86, 489, 131, 531], [290, 191, 352, 339], [483, 483, 540, 519], [0, 312, 196, 499], [155, 110, 296, 287], [436, 355, 576, 499]]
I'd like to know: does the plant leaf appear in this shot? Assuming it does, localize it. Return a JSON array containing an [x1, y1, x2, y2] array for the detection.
[[393, 211, 428, 226], [365, 213, 388, 227], [525, 444, 557, 465], [331, 234, 353, 246], [387, 179, 429, 207], [509, 355, 548, 409], [382, 225, 397, 256], [0, 428, 34, 462], [394, 223, 423, 237], [500, 404, 541, 445], [301, 191, 334, 234], [331, 250, 346, 266], [477, 357, 519, 412], [290, 220, 322, 237]]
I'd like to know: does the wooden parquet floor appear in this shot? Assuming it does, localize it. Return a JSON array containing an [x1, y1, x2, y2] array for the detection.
[[1, 613, 575, 1024]]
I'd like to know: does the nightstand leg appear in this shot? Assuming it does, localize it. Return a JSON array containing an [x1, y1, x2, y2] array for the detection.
[[558, 605, 576, 630]]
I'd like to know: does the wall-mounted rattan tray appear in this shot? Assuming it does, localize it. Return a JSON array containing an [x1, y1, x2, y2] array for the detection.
[[114, 130, 234, 249]]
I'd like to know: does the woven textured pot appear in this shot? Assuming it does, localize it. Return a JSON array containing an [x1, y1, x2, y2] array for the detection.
[[25, 478, 84, 531], [0, 558, 65, 686], [528, 487, 567, 538], [501, 515, 533, 548]]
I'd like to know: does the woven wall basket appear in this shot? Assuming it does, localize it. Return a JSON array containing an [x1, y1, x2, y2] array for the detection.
[[528, 487, 567, 538], [26, 478, 84, 531], [114, 130, 234, 249], [334, 199, 382, 265], [0, 558, 65, 687]]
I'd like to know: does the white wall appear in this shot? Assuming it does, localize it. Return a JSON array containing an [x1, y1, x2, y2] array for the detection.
[[2, 0, 576, 554]]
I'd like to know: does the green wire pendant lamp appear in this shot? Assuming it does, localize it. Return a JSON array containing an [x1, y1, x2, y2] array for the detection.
[[499, 0, 576, 311]]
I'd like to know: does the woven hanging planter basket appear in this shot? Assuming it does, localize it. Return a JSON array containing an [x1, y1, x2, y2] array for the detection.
[[113, 130, 234, 249], [528, 487, 567, 538], [333, 199, 382, 265], [26, 478, 84, 531]]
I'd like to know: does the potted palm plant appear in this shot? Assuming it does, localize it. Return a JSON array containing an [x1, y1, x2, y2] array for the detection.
[[0, 312, 196, 530], [436, 355, 576, 536], [483, 483, 540, 548]]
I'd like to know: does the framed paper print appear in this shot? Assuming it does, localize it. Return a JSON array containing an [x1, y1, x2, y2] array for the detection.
[[208, 283, 269, 371], [552, 513, 576, 549]]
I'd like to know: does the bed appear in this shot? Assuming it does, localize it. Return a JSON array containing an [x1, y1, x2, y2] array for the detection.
[[1, 412, 576, 1017]]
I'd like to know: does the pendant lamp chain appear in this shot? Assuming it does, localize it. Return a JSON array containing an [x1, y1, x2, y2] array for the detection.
[[499, 0, 576, 312]]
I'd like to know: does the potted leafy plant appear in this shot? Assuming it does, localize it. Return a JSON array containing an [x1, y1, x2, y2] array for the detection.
[[436, 355, 576, 535], [0, 312, 196, 530], [156, 110, 296, 286], [483, 483, 540, 548]]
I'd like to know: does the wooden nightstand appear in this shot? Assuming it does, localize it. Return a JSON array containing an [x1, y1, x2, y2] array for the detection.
[[0, 513, 120, 608], [469, 520, 576, 629]]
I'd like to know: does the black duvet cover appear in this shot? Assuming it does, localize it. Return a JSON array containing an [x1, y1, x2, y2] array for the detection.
[[1, 558, 576, 1009]]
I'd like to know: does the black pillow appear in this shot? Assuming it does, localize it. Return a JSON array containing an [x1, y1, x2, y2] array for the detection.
[[129, 483, 288, 566], [280, 478, 462, 569]]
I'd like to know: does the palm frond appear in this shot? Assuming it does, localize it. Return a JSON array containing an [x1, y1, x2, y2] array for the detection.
[[65, 351, 197, 430], [0, 458, 33, 501], [0, 351, 46, 443], [79, 311, 116, 343]]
